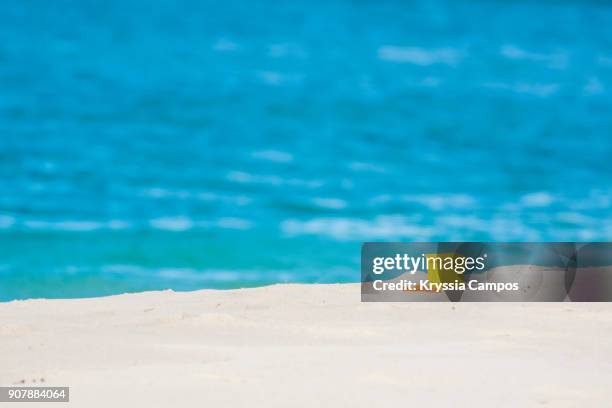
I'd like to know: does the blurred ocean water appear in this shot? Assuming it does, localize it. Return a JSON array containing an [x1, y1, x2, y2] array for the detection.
[[1, 0, 611, 299]]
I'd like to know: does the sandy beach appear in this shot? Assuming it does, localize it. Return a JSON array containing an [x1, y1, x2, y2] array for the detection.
[[1, 283, 611, 407]]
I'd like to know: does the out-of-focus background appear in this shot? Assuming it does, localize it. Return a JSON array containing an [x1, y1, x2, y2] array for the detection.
[[1, 0, 611, 300]]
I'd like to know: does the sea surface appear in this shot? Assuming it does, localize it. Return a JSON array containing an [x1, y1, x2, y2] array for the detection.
[[1, 0, 612, 300]]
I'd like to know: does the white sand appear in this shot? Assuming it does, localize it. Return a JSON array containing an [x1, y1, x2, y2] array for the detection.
[[1, 283, 611, 407]]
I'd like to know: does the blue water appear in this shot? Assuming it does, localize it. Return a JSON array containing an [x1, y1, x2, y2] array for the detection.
[[1, 0, 611, 300]]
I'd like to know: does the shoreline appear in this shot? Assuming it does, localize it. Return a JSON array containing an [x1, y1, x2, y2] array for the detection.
[[1, 283, 611, 406]]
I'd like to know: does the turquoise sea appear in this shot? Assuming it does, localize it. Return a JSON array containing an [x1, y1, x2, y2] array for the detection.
[[1, 0, 611, 300]]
